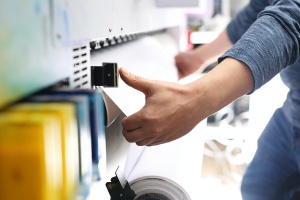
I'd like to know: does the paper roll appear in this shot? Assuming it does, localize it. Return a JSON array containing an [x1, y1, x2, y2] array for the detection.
[[130, 176, 191, 200], [125, 123, 204, 199], [89, 33, 205, 199]]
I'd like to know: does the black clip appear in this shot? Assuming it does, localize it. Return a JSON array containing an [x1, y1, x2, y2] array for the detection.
[[91, 62, 119, 87], [106, 168, 136, 200]]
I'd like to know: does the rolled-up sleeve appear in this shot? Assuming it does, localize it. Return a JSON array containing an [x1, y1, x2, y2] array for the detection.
[[219, 0, 300, 93]]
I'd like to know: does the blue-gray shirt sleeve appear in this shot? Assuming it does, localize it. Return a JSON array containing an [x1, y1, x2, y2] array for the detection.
[[219, 0, 300, 93], [226, 0, 271, 44]]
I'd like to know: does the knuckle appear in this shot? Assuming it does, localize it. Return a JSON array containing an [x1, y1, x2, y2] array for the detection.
[[121, 118, 128, 129], [122, 131, 133, 143], [141, 111, 156, 123], [140, 112, 152, 122], [151, 127, 162, 137], [136, 141, 146, 146]]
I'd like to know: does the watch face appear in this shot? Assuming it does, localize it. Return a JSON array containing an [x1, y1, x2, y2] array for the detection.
[[136, 193, 169, 200]]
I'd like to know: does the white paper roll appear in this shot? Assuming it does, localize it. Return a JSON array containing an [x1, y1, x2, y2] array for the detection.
[[125, 123, 204, 199], [89, 33, 205, 199]]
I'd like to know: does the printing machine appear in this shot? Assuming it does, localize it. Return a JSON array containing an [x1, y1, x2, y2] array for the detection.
[[0, 1, 227, 199]]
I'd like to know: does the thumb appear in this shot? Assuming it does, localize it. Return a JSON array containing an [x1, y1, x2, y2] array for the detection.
[[119, 67, 151, 94]]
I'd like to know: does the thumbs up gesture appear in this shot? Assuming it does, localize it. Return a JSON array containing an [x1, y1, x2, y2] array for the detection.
[[119, 57, 254, 146], [119, 67, 204, 146]]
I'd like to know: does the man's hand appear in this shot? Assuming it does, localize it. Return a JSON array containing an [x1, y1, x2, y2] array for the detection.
[[175, 29, 233, 80], [175, 51, 203, 79], [119, 68, 205, 146], [119, 57, 253, 147]]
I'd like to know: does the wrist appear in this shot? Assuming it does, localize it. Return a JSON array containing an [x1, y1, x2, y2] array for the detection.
[[188, 57, 254, 120]]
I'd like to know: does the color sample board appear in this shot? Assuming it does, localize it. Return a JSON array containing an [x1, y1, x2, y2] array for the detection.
[[0, 112, 63, 200], [42, 89, 106, 181], [8, 103, 80, 200], [27, 95, 92, 198]]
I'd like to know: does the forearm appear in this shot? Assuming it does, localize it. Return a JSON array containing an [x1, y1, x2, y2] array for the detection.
[[192, 29, 233, 66], [189, 57, 254, 121]]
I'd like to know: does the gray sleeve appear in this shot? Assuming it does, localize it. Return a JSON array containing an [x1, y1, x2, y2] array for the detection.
[[226, 0, 271, 44], [219, 0, 300, 93]]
